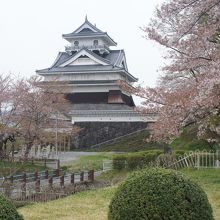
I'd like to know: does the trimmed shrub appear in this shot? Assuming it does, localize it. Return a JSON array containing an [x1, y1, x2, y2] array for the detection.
[[108, 168, 214, 220], [126, 153, 145, 170], [112, 155, 126, 170], [126, 151, 162, 170], [156, 154, 177, 167], [113, 150, 162, 170], [0, 194, 23, 220]]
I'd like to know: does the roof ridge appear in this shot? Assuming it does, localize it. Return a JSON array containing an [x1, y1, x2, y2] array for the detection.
[[55, 48, 112, 67], [82, 48, 111, 64], [70, 19, 104, 35]]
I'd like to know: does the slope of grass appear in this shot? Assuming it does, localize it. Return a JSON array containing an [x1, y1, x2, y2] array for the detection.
[[88, 130, 164, 152], [19, 168, 220, 220], [84, 126, 214, 152], [19, 187, 116, 220], [171, 126, 215, 151]]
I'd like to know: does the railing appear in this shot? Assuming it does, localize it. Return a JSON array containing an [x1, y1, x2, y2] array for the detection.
[[65, 45, 109, 52], [156, 150, 220, 170], [0, 155, 114, 203], [0, 169, 95, 202], [103, 160, 113, 171]]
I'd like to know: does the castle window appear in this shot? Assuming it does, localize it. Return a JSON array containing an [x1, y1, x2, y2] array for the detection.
[[74, 41, 79, 46], [93, 40, 98, 46]]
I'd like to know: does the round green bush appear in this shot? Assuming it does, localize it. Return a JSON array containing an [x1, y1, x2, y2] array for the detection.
[[108, 168, 214, 220], [0, 194, 23, 220]]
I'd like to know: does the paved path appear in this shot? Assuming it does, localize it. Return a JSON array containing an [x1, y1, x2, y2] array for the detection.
[[57, 151, 98, 166]]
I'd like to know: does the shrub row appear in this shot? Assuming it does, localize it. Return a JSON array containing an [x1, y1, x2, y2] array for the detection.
[[112, 150, 190, 170], [113, 150, 163, 170]]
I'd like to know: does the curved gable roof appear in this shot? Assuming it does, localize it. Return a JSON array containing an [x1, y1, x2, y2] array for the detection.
[[62, 18, 117, 46]]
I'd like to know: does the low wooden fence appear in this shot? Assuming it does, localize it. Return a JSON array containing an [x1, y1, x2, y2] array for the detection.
[[0, 168, 62, 185], [0, 169, 95, 202], [14, 191, 68, 203]]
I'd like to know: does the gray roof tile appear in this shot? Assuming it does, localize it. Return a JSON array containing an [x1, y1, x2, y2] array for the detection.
[[36, 49, 137, 82]]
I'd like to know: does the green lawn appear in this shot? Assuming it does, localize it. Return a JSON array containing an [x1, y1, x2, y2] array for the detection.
[[182, 168, 220, 219], [18, 168, 220, 220], [19, 187, 115, 220], [64, 153, 113, 172]]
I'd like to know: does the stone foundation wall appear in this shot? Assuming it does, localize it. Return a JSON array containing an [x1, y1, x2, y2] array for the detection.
[[71, 122, 148, 149]]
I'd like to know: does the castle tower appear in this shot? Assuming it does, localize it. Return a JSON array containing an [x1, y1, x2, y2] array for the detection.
[[37, 17, 155, 148]]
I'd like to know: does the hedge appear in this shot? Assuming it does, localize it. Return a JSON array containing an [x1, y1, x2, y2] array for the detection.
[[108, 168, 214, 220], [113, 150, 162, 170]]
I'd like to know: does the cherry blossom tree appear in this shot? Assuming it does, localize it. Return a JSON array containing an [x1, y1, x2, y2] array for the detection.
[[137, 0, 220, 143], [0, 75, 74, 158], [14, 76, 73, 155], [0, 74, 20, 158]]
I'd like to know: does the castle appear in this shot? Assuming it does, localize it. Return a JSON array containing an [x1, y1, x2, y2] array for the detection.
[[36, 17, 156, 149]]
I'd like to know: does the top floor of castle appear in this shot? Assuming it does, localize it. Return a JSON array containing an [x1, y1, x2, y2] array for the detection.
[[63, 16, 117, 55], [36, 16, 138, 86]]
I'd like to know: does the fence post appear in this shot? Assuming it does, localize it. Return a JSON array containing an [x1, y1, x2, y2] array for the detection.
[[80, 171, 84, 182], [21, 181, 26, 199], [22, 173, 27, 184], [45, 170, 49, 179], [9, 175, 13, 184], [197, 153, 200, 169], [60, 175, 64, 188], [215, 151, 219, 168], [35, 178, 40, 192], [88, 170, 94, 182], [71, 173, 75, 184], [53, 169, 59, 177], [34, 171, 38, 181], [184, 158, 189, 168], [56, 159, 60, 170], [49, 176, 53, 188]]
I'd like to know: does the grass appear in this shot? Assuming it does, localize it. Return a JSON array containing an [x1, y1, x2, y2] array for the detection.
[[87, 130, 164, 152], [18, 168, 220, 220], [97, 169, 129, 184], [0, 161, 47, 177], [64, 153, 113, 172], [83, 126, 214, 152], [170, 126, 215, 151], [182, 168, 220, 219], [19, 187, 116, 220]]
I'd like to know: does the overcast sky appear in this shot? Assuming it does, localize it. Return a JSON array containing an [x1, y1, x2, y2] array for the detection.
[[0, 0, 164, 103]]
